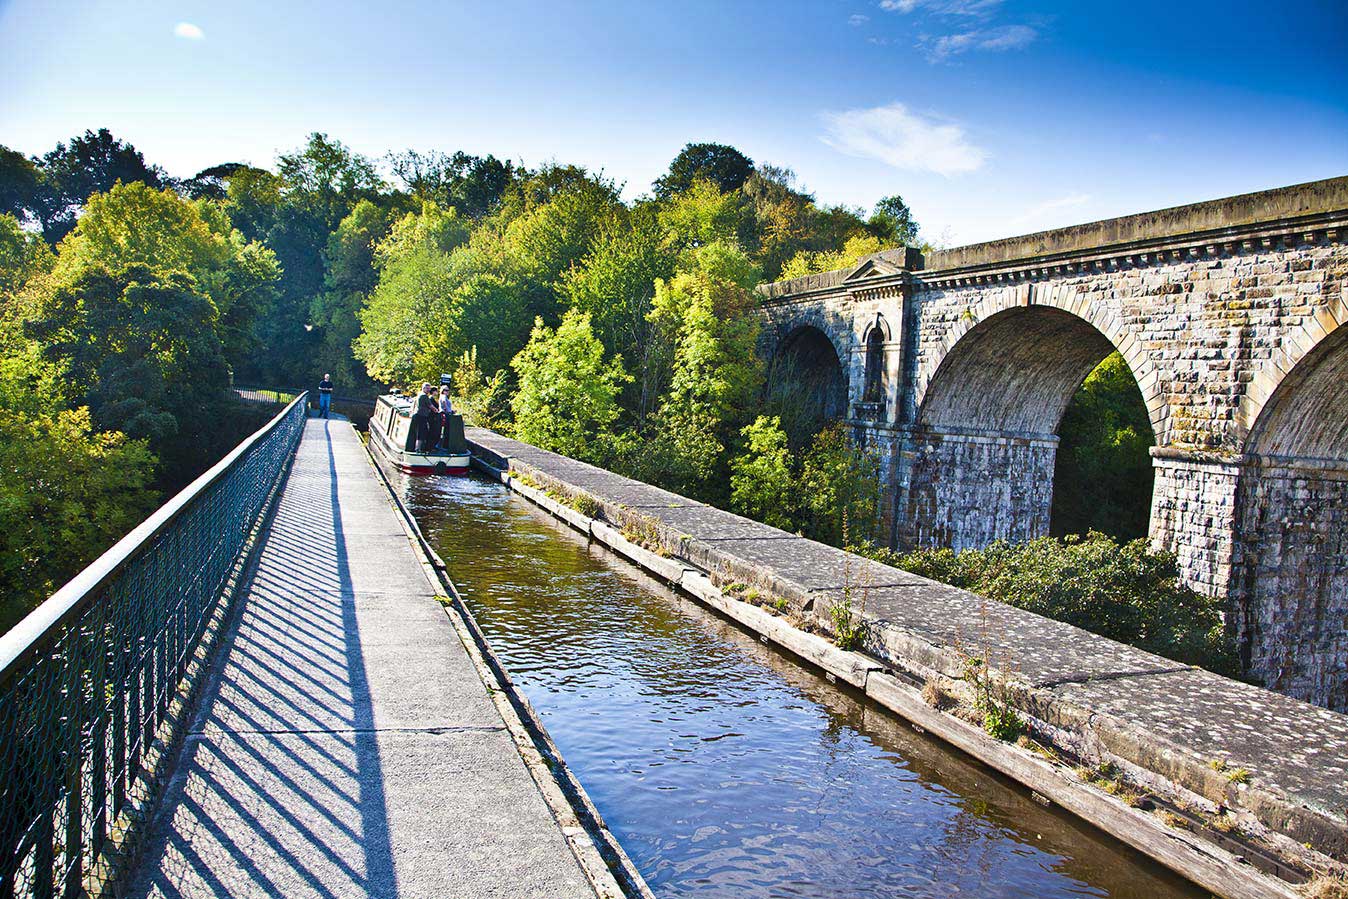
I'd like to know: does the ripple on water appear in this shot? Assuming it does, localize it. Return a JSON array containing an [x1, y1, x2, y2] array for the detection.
[[403, 473, 1204, 899]]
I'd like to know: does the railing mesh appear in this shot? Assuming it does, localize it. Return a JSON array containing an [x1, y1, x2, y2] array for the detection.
[[0, 394, 307, 898]]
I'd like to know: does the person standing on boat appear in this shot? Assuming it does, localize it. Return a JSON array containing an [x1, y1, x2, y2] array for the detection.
[[435, 385, 455, 449], [412, 383, 436, 451], [317, 373, 334, 419]]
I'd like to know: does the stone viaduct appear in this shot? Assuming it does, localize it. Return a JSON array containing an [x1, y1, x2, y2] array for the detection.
[[756, 176, 1348, 710]]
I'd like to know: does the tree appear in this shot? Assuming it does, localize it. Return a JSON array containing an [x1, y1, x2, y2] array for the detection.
[[33, 129, 166, 243], [233, 134, 385, 384], [1051, 352, 1156, 540], [179, 162, 250, 201], [779, 232, 887, 280], [867, 195, 918, 245], [310, 199, 397, 388], [353, 202, 480, 385], [0, 145, 40, 227], [49, 181, 279, 374], [0, 406, 157, 634], [653, 143, 754, 198], [645, 242, 763, 498], [0, 213, 55, 299], [25, 265, 234, 487], [509, 310, 630, 463], [389, 149, 517, 217], [729, 416, 797, 531], [657, 179, 742, 252], [799, 424, 882, 547], [560, 207, 676, 421]]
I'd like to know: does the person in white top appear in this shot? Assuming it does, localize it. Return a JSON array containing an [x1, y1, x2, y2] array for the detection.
[[435, 386, 455, 449]]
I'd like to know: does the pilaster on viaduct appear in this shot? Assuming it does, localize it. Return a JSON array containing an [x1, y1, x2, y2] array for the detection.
[[756, 176, 1348, 711]]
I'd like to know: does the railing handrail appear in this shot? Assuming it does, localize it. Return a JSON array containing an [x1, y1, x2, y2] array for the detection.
[[233, 384, 378, 406], [0, 392, 309, 686]]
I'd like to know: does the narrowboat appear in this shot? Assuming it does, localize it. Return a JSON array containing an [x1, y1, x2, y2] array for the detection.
[[369, 393, 471, 475]]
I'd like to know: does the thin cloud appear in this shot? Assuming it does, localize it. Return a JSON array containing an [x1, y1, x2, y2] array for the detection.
[[849, 13, 870, 26], [821, 102, 986, 177], [173, 22, 204, 40], [880, 0, 1002, 15], [923, 24, 1036, 60], [1008, 192, 1092, 228]]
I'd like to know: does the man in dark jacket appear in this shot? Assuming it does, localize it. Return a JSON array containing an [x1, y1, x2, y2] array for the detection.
[[318, 374, 334, 418]]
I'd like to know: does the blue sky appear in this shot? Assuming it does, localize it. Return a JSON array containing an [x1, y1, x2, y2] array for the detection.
[[1, 0, 1345, 245]]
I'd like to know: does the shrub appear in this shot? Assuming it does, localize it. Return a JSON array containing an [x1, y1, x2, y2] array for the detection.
[[876, 532, 1238, 675]]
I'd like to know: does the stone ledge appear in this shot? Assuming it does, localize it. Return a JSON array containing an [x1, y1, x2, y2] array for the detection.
[[466, 427, 1348, 898]]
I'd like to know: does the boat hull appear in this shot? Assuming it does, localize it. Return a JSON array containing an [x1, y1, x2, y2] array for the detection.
[[369, 415, 471, 476]]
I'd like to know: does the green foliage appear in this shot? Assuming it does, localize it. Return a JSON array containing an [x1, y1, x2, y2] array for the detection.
[[830, 594, 866, 651], [885, 533, 1238, 674], [0, 213, 55, 297], [389, 149, 517, 218], [560, 208, 676, 420], [962, 656, 1026, 741], [510, 310, 631, 464], [0, 405, 158, 633], [779, 232, 887, 280], [653, 142, 754, 199], [451, 346, 510, 430], [26, 265, 234, 487], [46, 181, 279, 375], [729, 416, 796, 530], [644, 243, 762, 498], [867, 195, 919, 245], [1052, 352, 1156, 540], [0, 145, 41, 227], [32, 129, 166, 243], [801, 424, 882, 547]]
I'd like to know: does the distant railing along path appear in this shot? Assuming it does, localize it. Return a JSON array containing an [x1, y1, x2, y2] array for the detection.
[[0, 394, 308, 898]]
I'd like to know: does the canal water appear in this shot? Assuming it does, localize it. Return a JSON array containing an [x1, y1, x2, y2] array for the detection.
[[402, 474, 1204, 899]]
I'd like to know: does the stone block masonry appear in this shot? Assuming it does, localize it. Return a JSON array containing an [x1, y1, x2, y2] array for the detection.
[[467, 427, 1348, 899], [755, 176, 1348, 710]]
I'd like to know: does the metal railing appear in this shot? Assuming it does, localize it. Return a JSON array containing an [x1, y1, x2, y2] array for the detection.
[[0, 393, 308, 898]]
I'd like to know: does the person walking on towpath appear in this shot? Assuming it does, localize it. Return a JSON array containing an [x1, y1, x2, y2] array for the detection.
[[318, 373, 334, 419]]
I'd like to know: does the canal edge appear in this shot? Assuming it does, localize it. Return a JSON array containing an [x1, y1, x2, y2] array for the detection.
[[358, 426, 657, 899], [470, 447, 1316, 899]]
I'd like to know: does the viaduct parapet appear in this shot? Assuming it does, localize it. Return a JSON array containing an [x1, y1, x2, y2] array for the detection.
[[756, 176, 1348, 710]]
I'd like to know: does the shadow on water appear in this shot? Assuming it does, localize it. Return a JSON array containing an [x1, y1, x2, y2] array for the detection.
[[135, 420, 398, 898], [403, 473, 1206, 899]]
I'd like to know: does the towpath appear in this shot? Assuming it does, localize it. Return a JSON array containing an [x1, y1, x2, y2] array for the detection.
[[128, 417, 599, 899]]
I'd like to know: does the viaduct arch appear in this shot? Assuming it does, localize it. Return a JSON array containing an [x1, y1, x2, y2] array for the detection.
[[756, 176, 1348, 708]]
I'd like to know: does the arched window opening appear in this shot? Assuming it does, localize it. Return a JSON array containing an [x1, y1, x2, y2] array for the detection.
[[862, 323, 885, 404]]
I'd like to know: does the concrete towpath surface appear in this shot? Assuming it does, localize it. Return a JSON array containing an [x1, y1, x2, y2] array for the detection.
[[128, 417, 598, 899]]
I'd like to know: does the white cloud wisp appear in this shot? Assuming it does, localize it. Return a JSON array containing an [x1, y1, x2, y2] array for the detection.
[[821, 102, 986, 177], [173, 22, 204, 40]]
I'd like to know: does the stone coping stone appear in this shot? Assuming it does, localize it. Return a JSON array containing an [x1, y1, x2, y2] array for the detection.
[[467, 426, 1348, 863], [640, 504, 793, 542], [1052, 667, 1348, 818], [580, 483, 701, 510], [814, 582, 1184, 689], [682, 535, 927, 593]]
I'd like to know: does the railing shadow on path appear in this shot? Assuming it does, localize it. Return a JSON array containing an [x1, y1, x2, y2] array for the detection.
[[131, 421, 397, 899]]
